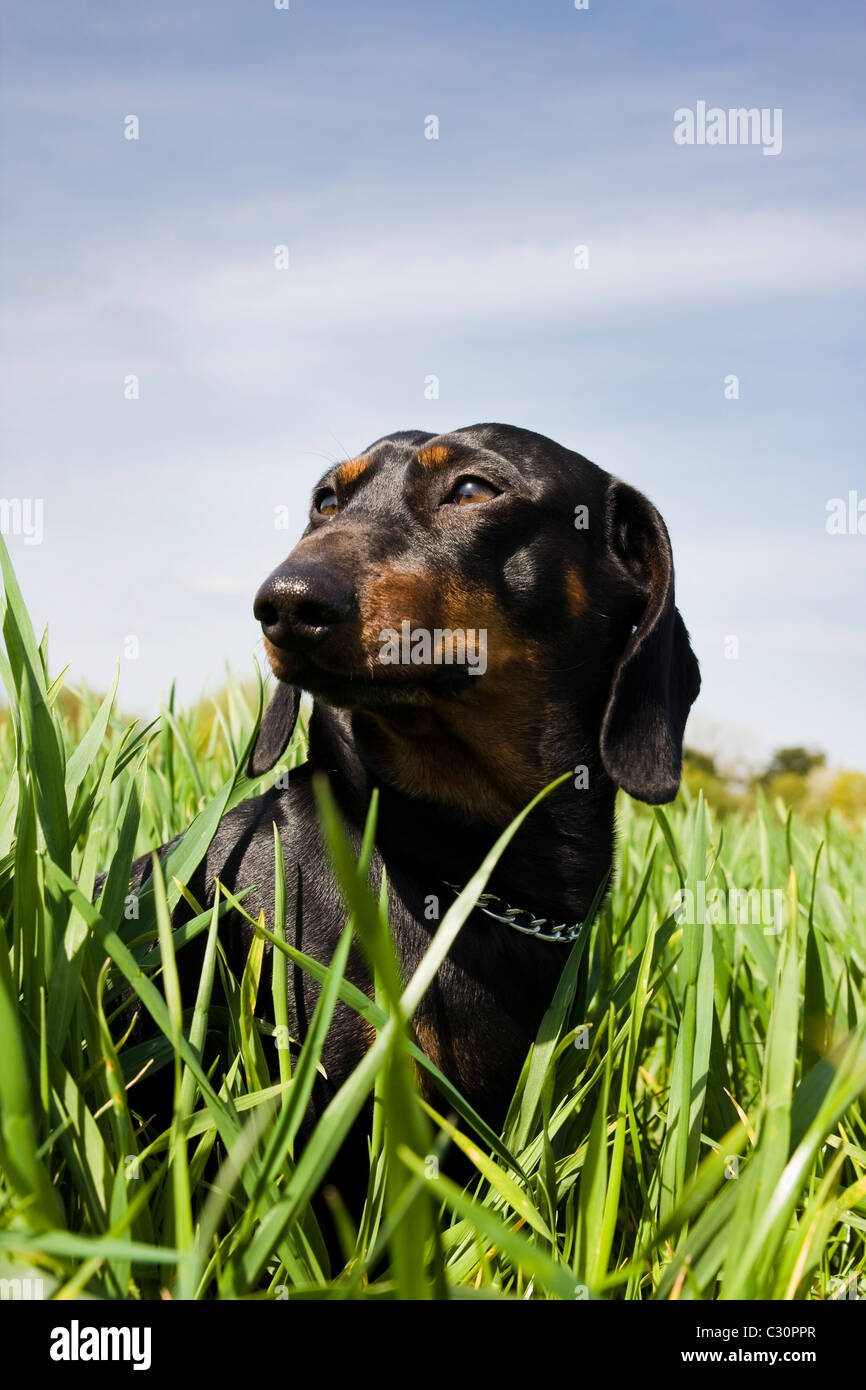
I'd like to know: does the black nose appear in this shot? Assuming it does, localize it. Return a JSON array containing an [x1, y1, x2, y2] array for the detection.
[[253, 562, 355, 650]]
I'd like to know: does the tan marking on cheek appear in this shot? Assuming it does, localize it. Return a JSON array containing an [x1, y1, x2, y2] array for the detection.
[[360, 566, 435, 649], [437, 582, 525, 676], [336, 456, 369, 486], [417, 445, 450, 468], [357, 636, 548, 824], [356, 568, 551, 821], [360, 571, 523, 677], [564, 565, 587, 617]]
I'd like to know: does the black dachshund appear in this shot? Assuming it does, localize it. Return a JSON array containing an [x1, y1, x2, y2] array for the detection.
[[121, 423, 700, 1202]]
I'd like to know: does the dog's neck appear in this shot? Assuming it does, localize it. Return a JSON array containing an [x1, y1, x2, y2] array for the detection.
[[307, 700, 617, 923]]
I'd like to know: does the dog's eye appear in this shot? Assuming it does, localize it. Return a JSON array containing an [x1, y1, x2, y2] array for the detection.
[[449, 477, 499, 505], [315, 490, 340, 517]]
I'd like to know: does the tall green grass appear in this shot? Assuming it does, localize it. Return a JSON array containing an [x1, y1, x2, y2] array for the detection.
[[1, 534, 865, 1300]]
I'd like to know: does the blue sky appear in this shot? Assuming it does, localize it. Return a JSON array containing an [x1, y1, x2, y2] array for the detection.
[[1, 0, 864, 772]]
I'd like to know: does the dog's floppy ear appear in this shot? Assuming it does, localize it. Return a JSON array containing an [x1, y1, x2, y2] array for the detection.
[[599, 478, 700, 804], [246, 681, 300, 777]]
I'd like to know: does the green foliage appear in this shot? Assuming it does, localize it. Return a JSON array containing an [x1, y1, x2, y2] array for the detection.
[[1, 535, 865, 1300], [682, 746, 717, 778], [826, 771, 866, 822], [762, 747, 827, 783], [681, 761, 744, 817], [683, 745, 866, 828], [765, 772, 811, 810]]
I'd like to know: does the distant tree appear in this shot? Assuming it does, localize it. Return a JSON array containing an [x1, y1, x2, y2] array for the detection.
[[680, 747, 743, 815], [765, 772, 810, 810], [760, 747, 825, 783], [683, 746, 717, 777]]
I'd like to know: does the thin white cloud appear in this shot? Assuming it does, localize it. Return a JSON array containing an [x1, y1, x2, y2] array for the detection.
[[2, 212, 863, 397]]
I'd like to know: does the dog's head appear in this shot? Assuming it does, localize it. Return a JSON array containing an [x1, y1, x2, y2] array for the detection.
[[248, 424, 700, 810]]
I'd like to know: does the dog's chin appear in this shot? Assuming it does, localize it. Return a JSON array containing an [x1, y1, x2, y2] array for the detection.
[[266, 654, 478, 710]]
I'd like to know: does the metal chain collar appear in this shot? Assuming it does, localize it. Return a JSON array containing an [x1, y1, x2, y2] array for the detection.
[[445, 883, 583, 945]]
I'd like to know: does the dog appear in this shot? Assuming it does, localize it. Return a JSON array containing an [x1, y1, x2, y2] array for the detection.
[[119, 422, 700, 1206]]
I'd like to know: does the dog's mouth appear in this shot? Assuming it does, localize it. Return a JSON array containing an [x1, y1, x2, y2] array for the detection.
[[264, 640, 481, 709]]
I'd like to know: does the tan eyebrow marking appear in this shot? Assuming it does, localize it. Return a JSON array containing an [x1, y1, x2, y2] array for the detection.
[[335, 456, 369, 486], [417, 445, 451, 468]]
